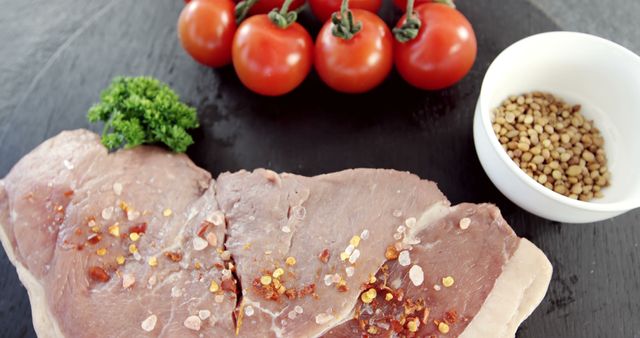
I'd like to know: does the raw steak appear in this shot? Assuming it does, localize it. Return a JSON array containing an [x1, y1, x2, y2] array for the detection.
[[0, 130, 552, 338], [0, 130, 237, 337]]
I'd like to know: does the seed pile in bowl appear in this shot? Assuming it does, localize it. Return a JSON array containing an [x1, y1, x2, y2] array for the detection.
[[491, 91, 611, 201]]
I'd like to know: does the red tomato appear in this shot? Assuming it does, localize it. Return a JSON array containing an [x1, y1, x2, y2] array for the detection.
[[309, 0, 382, 22], [315, 9, 393, 93], [177, 0, 236, 67], [239, 0, 306, 15], [394, 3, 476, 90], [232, 15, 314, 96], [392, 0, 431, 10]]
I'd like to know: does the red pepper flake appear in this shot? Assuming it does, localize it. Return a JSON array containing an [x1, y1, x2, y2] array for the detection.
[[76, 244, 84, 251], [444, 310, 458, 324], [318, 249, 330, 263], [129, 222, 147, 234], [88, 266, 110, 282], [213, 262, 225, 270], [299, 283, 316, 297], [391, 319, 404, 333], [74, 228, 83, 236], [164, 251, 183, 262], [63, 190, 74, 197], [197, 220, 214, 238], [337, 283, 349, 292], [284, 289, 297, 300], [87, 234, 102, 245], [221, 278, 237, 293]]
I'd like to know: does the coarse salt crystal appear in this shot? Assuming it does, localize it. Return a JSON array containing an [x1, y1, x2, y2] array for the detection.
[[244, 306, 254, 317], [409, 265, 424, 286], [101, 207, 114, 220], [405, 217, 416, 228], [214, 294, 224, 303], [345, 244, 355, 256], [206, 232, 218, 246], [141, 314, 157, 332], [294, 306, 304, 314], [63, 159, 74, 170], [281, 226, 291, 233], [393, 233, 402, 240], [348, 249, 360, 264], [398, 250, 411, 266], [360, 229, 369, 240], [184, 315, 202, 331], [459, 217, 471, 230], [331, 274, 341, 284], [324, 275, 334, 286], [122, 273, 135, 289], [211, 211, 225, 227], [345, 266, 355, 277], [393, 209, 402, 217], [199, 310, 211, 320], [193, 237, 208, 251], [288, 310, 297, 320], [127, 210, 140, 221], [434, 284, 442, 291], [113, 182, 123, 196], [315, 313, 334, 325], [397, 225, 406, 233], [220, 251, 231, 261]]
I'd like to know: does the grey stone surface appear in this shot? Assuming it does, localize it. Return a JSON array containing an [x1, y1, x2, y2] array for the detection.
[[531, 0, 640, 53]]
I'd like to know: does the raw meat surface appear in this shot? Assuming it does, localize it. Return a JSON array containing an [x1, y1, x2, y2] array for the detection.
[[0, 130, 552, 338], [216, 169, 449, 337], [0, 130, 237, 337]]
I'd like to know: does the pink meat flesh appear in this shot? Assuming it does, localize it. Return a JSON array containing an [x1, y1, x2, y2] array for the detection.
[[0, 130, 551, 337]]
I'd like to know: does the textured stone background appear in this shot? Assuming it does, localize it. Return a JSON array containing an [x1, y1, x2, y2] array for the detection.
[[531, 0, 639, 53]]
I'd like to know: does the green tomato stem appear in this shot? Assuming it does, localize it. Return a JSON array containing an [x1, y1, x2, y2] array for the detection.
[[393, 0, 422, 43], [331, 0, 362, 40], [235, 0, 258, 24], [268, 0, 298, 29]]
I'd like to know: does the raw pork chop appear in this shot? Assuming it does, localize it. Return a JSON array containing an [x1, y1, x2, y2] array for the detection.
[[217, 171, 552, 338], [0, 130, 552, 338], [0, 130, 237, 337]]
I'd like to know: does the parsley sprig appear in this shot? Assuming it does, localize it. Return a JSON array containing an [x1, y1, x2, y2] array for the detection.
[[88, 76, 199, 153]]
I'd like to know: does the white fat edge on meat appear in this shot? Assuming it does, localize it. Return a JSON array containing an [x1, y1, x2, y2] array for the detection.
[[311, 200, 451, 338], [459, 239, 552, 338], [242, 297, 289, 338], [0, 220, 66, 338]]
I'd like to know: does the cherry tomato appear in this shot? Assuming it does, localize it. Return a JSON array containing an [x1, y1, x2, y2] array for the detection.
[[394, 3, 476, 90], [315, 9, 393, 93], [177, 0, 236, 67], [309, 0, 382, 23], [236, 0, 306, 15], [232, 15, 314, 96], [392, 0, 431, 10]]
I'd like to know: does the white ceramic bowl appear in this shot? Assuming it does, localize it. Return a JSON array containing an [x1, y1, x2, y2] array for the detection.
[[474, 32, 640, 223]]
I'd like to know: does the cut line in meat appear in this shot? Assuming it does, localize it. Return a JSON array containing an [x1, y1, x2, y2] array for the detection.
[[0, 130, 552, 338]]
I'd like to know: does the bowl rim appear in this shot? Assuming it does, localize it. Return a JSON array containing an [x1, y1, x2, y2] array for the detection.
[[478, 31, 640, 212]]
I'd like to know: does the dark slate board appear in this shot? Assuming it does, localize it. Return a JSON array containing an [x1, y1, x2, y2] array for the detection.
[[0, 0, 639, 337]]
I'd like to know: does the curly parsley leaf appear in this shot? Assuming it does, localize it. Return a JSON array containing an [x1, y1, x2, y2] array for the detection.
[[87, 76, 199, 153]]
